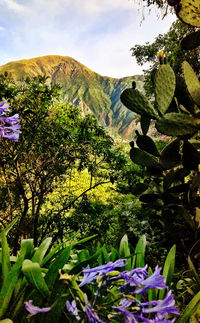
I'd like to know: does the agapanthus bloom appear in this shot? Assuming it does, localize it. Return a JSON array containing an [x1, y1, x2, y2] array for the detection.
[[79, 259, 127, 287], [0, 100, 21, 141], [24, 300, 51, 317], [85, 301, 107, 323], [66, 300, 80, 320]]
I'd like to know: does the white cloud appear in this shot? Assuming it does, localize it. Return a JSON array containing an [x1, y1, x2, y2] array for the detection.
[[0, 26, 5, 31], [3, 0, 30, 14]]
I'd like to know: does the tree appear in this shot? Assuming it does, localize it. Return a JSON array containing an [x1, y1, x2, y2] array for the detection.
[[0, 74, 127, 249]]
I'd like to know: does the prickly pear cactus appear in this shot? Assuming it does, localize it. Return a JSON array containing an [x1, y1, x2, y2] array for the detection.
[[155, 64, 176, 115], [120, 87, 159, 119], [182, 61, 200, 106], [181, 30, 200, 50], [175, 0, 200, 27]]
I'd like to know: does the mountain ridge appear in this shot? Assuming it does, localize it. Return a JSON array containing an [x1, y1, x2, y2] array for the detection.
[[0, 55, 143, 138]]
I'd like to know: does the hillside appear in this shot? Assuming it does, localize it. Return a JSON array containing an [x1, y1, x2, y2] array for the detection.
[[0, 55, 143, 138]]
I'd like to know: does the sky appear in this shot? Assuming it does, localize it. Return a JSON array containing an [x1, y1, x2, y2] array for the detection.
[[0, 0, 176, 78]]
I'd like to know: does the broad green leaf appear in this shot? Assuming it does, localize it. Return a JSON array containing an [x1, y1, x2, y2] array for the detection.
[[119, 234, 131, 270], [132, 235, 146, 269], [111, 247, 118, 262], [0, 231, 11, 284], [131, 183, 148, 195], [32, 237, 52, 264], [45, 246, 71, 288], [0, 239, 32, 318], [147, 267, 156, 302], [159, 245, 176, 300], [77, 249, 90, 263], [22, 259, 50, 298], [177, 290, 200, 322], [68, 248, 103, 275], [188, 255, 200, 286], [0, 319, 13, 323], [101, 245, 110, 264]]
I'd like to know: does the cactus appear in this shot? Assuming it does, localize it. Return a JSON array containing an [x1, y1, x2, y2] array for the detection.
[[136, 131, 160, 156], [120, 87, 159, 119], [175, 0, 200, 27], [156, 113, 200, 136], [155, 65, 176, 115], [130, 147, 159, 167], [140, 116, 151, 135], [182, 140, 200, 170], [181, 30, 200, 50], [175, 75, 194, 114], [183, 61, 200, 107], [159, 139, 181, 170]]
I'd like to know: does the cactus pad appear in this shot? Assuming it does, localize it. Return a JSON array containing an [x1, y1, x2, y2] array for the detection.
[[182, 61, 200, 106], [156, 113, 200, 136], [175, 0, 200, 27], [181, 30, 200, 50], [120, 88, 159, 119], [155, 65, 176, 115], [130, 147, 159, 167]]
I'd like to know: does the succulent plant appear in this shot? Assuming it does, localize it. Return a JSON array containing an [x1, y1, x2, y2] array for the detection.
[[175, 0, 200, 27]]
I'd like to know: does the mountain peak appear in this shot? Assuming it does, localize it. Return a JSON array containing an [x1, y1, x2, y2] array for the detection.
[[0, 55, 143, 138]]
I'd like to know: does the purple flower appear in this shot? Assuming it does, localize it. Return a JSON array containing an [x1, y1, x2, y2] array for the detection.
[[85, 301, 106, 323], [142, 290, 180, 317], [0, 100, 9, 115], [66, 300, 80, 320], [24, 300, 51, 317], [79, 259, 127, 287], [113, 265, 148, 288], [135, 266, 166, 294], [0, 101, 21, 141]]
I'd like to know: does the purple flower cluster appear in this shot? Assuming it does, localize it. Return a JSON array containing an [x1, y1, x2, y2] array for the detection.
[[0, 100, 21, 141], [67, 260, 179, 323], [79, 259, 127, 287]]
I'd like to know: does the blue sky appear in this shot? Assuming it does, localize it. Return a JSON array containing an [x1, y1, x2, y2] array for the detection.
[[0, 0, 176, 77]]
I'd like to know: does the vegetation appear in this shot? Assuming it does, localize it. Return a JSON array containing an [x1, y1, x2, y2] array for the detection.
[[1, 0, 200, 321]]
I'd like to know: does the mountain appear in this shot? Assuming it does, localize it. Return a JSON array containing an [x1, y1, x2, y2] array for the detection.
[[0, 55, 143, 138]]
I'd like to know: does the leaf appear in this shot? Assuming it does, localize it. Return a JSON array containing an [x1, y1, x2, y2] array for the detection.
[[45, 246, 71, 288], [155, 65, 176, 115], [0, 239, 33, 318], [156, 113, 200, 136], [147, 267, 156, 302], [77, 249, 90, 263], [0, 320, 13, 323], [130, 147, 160, 167], [119, 234, 131, 270], [159, 245, 176, 300], [160, 139, 181, 170], [32, 237, 52, 264], [188, 255, 200, 286], [177, 290, 200, 322], [22, 259, 50, 298], [132, 235, 146, 269], [0, 231, 11, 284]]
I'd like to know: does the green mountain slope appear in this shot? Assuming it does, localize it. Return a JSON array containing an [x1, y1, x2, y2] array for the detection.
[[0, 55, 143, 138]]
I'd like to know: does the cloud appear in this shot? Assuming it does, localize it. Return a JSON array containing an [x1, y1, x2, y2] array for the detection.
[[0, 26, 5, 31], [3, 0, 29, 14]]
